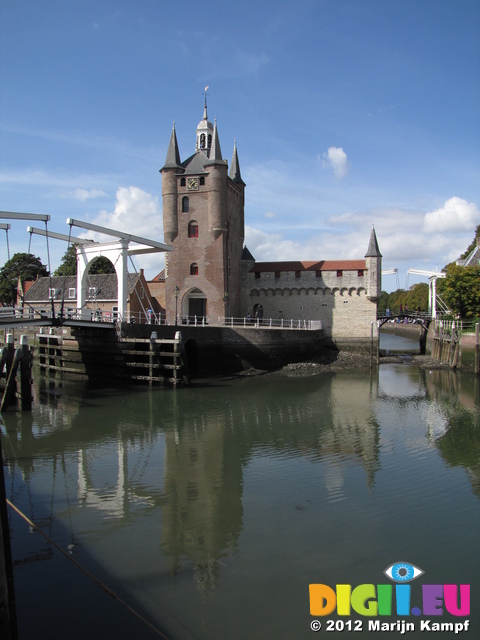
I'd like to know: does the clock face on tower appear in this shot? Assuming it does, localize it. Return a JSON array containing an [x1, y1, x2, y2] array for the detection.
[[187, 177, 199, 191]]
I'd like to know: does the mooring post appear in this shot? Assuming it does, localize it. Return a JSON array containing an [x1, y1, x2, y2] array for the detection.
[[174, 331, 182, 387], [0, 335, 14, 379], [474, 323, 479, 374], [149, 331, 158, 385], [1, 346, 23, 412], [19, 335, 32, 411], [370, 322, 374, 368]]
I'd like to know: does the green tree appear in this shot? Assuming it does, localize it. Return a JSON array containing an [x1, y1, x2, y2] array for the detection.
[[441, 264, 480, 318], [459, 224, 480, 261], [89, 256, 115, 274], [54, 244, 77, 276], [0, 252, 49, 305], [377, 283, 428, 315], [406, 282, 429, 311], [54, 245, 116, 276]]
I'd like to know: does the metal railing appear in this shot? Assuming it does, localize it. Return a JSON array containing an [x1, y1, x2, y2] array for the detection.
[[0, 307, 323, 331], [217, 317, 323, 330]]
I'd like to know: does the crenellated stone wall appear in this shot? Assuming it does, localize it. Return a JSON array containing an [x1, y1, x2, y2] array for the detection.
[[246, 267, 377, 339]]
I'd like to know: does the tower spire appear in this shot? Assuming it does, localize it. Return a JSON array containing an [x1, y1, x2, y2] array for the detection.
[[229, 140, 244, 185], [196, 88, 213, 152], [203, 85, 209, 120], [162, 121, 182, 169], [208, 117, 223, 162]]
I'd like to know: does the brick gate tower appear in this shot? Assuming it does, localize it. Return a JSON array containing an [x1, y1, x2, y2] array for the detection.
[[160, 97, 245, 324]]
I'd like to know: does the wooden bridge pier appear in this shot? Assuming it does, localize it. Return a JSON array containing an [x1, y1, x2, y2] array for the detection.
[[0, 335, 33, 412], [37, 328, 187, 386], [432, 325, 460, 369]]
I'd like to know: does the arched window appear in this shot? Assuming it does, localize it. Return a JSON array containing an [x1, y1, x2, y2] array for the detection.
[[188, 221, 199, 238], [207, 134, 212, 149], [180, 177, 186, 187], [200, 133, 206, 149], [200, 176, 205, 185], [190, 263, 199, 276], [182, 196, 189, 213]]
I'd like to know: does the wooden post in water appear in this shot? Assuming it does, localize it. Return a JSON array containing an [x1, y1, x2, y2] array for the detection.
[[370, 322, 377, 368], [173, 331, 182, 386], [0, 436, 18, 639], [19, 335, 32, 411], [476, 323, 480, 376], [0, 335, 15, 380], [149, 332, 157, 385], [1, 347, 23, 412]]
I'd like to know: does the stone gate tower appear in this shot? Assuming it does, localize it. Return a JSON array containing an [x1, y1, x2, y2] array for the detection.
[[160, 99, 245, 324]]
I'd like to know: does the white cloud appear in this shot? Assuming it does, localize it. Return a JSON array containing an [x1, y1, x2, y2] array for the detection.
[[89, 186, 165, 277], [245, 193, 480, 293], [73, 188, 107, 201], [92, 186, 162, 236], [321, 147, 350, 179], [423, 197, 479, 233]]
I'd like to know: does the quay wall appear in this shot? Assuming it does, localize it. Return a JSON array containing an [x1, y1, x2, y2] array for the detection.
[[1, 323, 380, 380], [122, 324, 326, 375]]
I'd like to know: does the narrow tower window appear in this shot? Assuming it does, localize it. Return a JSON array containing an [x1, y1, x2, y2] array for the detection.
[[188, 222, 199, 238], [190, 263, 199, 276], [182, 196, 189, 213]]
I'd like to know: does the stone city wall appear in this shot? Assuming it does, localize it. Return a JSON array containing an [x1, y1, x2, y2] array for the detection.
[[247, 269, 377, 339]]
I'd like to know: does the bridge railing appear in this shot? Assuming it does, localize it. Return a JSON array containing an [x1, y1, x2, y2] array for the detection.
[[378, 310, 432, 321], [217, 317, 323, 330]]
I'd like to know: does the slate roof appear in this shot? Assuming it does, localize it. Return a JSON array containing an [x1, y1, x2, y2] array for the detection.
[[229, 141, 244, 185], [181, 151, 212, 174], [162, 123, 182, 170], [24, 274, 141, 302], [365, 227, 382, 257]]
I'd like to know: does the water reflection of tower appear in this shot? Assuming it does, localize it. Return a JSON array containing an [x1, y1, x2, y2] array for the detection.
[[161, 417, 244, 591], [322, 373, 380, 490]]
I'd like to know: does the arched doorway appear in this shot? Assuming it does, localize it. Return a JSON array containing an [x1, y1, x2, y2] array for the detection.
[[185, 287, 207, 323]]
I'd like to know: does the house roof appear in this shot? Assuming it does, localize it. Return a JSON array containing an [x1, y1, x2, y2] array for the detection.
[[150, 270, 165, 282], [24, 274, 141, 302], [251, 260, 367, 273]]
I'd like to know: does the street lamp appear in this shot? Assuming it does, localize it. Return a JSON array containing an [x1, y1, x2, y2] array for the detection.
[[174, 286, 180, 326]]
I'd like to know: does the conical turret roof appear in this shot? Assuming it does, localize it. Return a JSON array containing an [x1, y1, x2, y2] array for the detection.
[[365, 227, 382, 257], [229, 141, 245, 185], [162, 122, 182, 170]]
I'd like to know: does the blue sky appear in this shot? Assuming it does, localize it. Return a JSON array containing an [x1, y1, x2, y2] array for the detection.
[[1, 0, 479, 292]]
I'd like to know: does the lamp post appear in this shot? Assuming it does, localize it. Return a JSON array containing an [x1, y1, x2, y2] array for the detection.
[[174, 286, 180, 326]]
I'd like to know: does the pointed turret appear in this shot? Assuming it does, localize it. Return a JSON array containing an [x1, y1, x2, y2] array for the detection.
[[365, 227, 382, 258], [162, 122, 182, 170], [229, 141, 245, 185], [160, 123, 182, 244], [365, 227, 382, 301], [205, 118, 223, 165]]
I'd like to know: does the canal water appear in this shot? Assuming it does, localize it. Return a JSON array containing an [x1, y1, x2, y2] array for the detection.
[[1, 345, 479, 639], [379, 330, 420, 354]]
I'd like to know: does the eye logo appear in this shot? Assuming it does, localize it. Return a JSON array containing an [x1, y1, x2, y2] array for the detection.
[[384, 561, 424, 583]]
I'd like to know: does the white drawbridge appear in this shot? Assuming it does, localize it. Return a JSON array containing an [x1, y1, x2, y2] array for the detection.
[[407, 268, 446, 318]]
